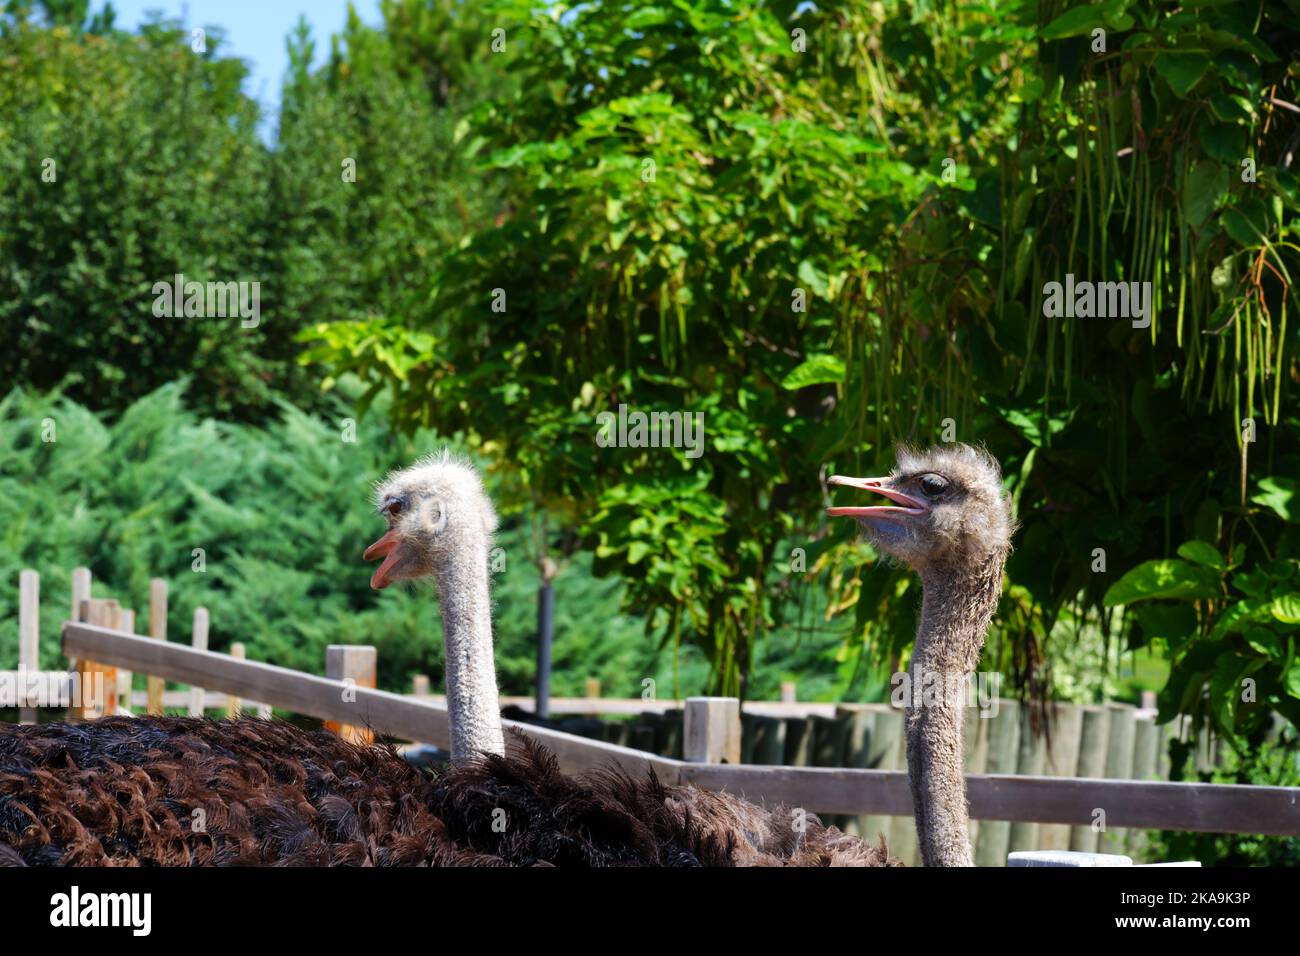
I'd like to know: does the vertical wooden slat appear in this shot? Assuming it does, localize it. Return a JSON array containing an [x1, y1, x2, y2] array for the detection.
[[974, 699, 1020, 866], [116, 608, 135, 715], [18, 569, 39, 724], [660, 707, 683, 760], [226, 643, 246, 718], [840, 705, 878, 837], [412, 674, 430, 697], [750, 714, 786, 765], [1009, 705, 1048, 852], [66, 568, 91, 692], [99, 600, 120, 716], [783, 714, 815, 767], [683, 697, 741, 764], [879, 707, 919, 866], [70, 568, 92, 624], [1100, 703, 1137, 855], [147, 579, 167, 715], [1127, 715, 1161, 861], [188, 607, 209, 717], [780, 681, 797, 703], [1069, 705, 1111, 852], [813, 712, 851, 827], [324, 644, 377, 744], [1038, 703, 1084, 850], [962, 702, 990, 849], [584, 677, 601, 699], [862, 706, 902, 854]]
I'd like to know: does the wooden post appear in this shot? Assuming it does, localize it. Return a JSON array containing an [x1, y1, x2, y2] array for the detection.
[[780, 681, 797, 703], [683, 697, 741, 764], [18, 569, 39, 724], [226, 643, 246, 718], [325, 645, 377, 745], [147, 579, 167, 715], [584, 677, 601, 699], [187, 607, 209, 717], [73, 599, 115, 720], [412, 674, 430, 697]]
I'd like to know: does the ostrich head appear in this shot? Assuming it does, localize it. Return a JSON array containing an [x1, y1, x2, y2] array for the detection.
[[827, 443, 1013, 572], [363, 451, 499, 589]]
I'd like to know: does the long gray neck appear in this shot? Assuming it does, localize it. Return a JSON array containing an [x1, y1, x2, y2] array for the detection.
[[905, 548, 1006, 867], [435, 539, 505, 767]]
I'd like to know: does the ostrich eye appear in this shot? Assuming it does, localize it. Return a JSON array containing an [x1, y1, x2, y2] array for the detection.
[[919, 474, 949, 497], [383, 497, 404, 518]]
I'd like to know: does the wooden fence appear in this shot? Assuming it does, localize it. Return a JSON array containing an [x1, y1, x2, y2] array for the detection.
[[6, 567, 1300, 866]]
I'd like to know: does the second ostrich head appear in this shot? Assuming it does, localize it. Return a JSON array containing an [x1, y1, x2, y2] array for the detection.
[[364, 452, 505, 766], [827, 443, 1013, 575], [827, 443, 1014, 867]]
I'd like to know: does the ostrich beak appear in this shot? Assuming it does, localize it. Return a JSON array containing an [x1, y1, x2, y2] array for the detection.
[[364, 528, 404, 590], [826, 475, 928, 520]]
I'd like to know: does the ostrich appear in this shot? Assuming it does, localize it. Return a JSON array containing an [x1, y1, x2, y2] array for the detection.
[[0, 453, 896, 867], [827, 443, 1015, 867]]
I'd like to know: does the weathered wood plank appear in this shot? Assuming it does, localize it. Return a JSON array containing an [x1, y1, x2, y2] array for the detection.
[[62, 622, 676, 779], [61, 622, 1300, 836], [410, 694, 842, 718]]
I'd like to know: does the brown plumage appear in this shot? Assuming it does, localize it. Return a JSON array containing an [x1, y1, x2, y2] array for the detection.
[[0, 716, 898, 867]]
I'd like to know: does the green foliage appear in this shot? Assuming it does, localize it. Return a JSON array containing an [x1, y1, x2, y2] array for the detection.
[[302, 0, 1300, 717], [303, 0, 944, 695], [0, 16, 284, 419], [0, 382, 672, 698], [1147, 729, 1300, 866], [0, 2, 507, 422], [1106, 540, 1300, 740]]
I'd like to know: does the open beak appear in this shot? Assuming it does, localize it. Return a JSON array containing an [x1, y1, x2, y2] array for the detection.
[[826, 475, 928, 521], [363, 528, 404, 590]]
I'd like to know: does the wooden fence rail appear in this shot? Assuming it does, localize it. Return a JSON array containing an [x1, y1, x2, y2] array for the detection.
[[59, 620, 1300, 837]]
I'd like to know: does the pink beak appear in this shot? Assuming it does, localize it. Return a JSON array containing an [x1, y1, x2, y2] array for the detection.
[[826, 475, 928, 521], [363, 528, 403, 590]]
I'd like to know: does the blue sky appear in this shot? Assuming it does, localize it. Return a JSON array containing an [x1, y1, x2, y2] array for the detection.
[[96, 1, 383, 134]]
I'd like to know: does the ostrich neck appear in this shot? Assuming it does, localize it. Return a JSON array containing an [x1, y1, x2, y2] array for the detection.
[[906, 550, 1006, 867], [435, 539, 505, 766]]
